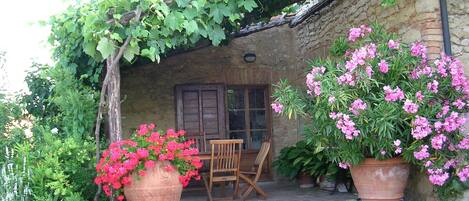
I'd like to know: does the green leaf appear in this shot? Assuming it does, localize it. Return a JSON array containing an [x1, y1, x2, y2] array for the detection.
[[110, 33, 123, 43], [83, 40, 97, 58], [96, 37, 115, 59], [191, 0, 206, 10], [209, 3, 230, 24], [183, 20, 198, 34], [208, 25, 225, 46], [140, 47, 160, 63], [164, 11, 185, 31], [176, 0, 190, 7], [123, 41, 140, 62], [240, 0, 257, 12]]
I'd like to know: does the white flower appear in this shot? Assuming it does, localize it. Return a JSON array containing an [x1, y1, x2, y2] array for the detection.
[[24, 129, 33, 139], [51, 128, 59, 134]]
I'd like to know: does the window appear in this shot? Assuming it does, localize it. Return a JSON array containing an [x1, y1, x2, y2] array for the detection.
[[175, 85, 225, 140], [227, 86, 270, 150]]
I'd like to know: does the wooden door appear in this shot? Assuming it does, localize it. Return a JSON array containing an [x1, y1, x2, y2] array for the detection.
[[175, 85, 225, 148], [226, 86, 272, 179]]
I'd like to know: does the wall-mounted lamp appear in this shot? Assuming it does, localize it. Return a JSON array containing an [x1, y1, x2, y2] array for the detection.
[[243, 53, 256, 63]]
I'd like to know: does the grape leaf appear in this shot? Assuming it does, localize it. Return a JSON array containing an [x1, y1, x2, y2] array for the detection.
[[96, 38, 115, 59]]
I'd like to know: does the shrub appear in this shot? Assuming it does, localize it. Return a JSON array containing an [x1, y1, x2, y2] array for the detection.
[[273, 24, 469, 199]]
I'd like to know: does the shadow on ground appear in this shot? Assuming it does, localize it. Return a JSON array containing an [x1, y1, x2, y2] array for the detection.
[[182, 181, 358, 201]]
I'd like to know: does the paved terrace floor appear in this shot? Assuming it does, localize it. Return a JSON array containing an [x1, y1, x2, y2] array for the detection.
[[181, 181, 358, 201]]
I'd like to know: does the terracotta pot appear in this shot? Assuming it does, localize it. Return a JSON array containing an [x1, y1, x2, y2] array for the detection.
[[124, 161, 182, 201], [350, 157, 409, 201], [298, 172, 314, 188]]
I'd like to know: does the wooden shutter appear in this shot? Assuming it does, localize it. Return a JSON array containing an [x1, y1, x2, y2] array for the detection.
[[175, 85, 225, 139]]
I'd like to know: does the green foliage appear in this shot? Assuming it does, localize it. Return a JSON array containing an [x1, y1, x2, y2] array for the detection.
[[47, 67, 98, 139], [272, 80, 307, 119], [381, 0, 397, 7], [30, 128, 96, 201], [0, 95, 22, 137], [21, 63, 59, 125], [273, 140, 338, 180]]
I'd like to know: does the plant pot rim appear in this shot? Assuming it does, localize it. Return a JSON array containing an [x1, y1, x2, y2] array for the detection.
[[353, 157, 407, 167]]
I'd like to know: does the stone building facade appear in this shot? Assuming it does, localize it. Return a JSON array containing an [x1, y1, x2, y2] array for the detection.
[[448, 0, 469, 71], [121, 0, 468, 200]]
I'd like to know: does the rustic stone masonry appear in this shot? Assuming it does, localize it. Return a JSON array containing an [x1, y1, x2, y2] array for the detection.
[[294, 0, 443, 60], [448, 0, 469, 72]]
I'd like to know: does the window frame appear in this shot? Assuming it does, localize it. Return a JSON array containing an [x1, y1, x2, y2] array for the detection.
[[226, 85, 272, 150]]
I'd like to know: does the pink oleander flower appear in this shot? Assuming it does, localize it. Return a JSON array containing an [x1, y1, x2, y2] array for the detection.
[[427, 80, 439, 93], [393, 139, 402, 154], [329, 112, 337, 119], [452, 99, 466, 109], [395, 147, 402, 154], [378, 59, 389, 73], [444, 159, 458, 169], [306, 67, 326, 96], [442, 112, 466, 132], [403, 99, 419, 114], [365, 65, 373, 78], [335, 113, 360, 140], [434, 55, 450, 77], [383, 86, 405, 102], [431, 134, 447, 150], [271, 102, 283, 113], [411, 42, 427, 59], [424, 161, 433, 167], [380, 150, 386, 155], [415, 91, 424, 102], [348, 27, 362, 42], [457, 137, 469, 149], [328, 96, 336, 104], [414, 145, 430, 160], [348, 25, 372, 42], [337, 72, 355, 86], [411, 116, 432, 139], [428, 169, 449, 186], [349, 99, 367, 115], [457, 166, 469, 182], [338, 162, 350, 169], [388, 39, 400, 49], [436, 105, 450, 118]]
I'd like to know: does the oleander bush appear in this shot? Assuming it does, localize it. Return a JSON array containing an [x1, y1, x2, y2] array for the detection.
[[272, 24, 469, 199]]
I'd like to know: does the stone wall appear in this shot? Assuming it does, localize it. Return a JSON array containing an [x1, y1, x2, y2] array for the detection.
[[294, 0, 443, 60], [448, 0, 469, 72]]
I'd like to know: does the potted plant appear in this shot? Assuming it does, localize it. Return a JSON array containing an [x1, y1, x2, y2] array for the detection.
[[95, 123, 202, 201], [272, 24, 469, 200], [273, 140, 338, 188]]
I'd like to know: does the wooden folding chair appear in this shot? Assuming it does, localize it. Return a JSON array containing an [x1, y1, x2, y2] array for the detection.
[[239, 142, 271, 200], [190, 133, 208, 153], [202, 139, 243, 201]]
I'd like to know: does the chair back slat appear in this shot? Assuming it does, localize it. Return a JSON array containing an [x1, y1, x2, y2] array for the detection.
[[209, 139, 243, 174], [189, 134, 207, 153], [254, 142, 270, 166]]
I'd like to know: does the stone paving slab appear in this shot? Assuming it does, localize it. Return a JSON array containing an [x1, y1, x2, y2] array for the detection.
[[182, 182, 358, 201]]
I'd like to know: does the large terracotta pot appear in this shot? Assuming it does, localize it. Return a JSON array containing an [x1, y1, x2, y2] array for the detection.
[[350, 157, 409, 201], [124, 161, 182, 201]]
